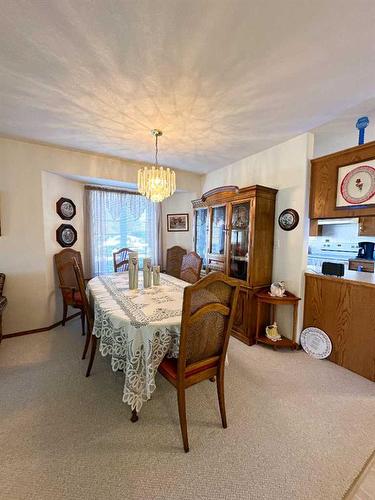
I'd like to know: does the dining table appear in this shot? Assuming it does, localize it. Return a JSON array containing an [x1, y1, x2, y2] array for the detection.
[[87, 271, 189, 418]]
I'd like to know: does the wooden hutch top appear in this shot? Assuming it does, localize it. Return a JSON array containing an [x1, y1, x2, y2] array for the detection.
[[192, 185, 278, 208]]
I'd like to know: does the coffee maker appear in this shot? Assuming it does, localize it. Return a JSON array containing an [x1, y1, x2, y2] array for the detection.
[[357, 242, 375, 260]]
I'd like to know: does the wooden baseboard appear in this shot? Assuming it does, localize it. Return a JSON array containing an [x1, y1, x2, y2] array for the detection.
[[2, 312, 81, 340]]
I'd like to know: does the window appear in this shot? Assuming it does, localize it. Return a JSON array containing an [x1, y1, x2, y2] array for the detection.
[[86, 187, 160, 275]]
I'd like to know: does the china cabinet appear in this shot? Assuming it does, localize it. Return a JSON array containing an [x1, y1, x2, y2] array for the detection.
[[192, 185, 277, 345]]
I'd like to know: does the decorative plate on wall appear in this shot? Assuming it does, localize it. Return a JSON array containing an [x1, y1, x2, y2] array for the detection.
[[278, 209, 299, 231], [336, 163, 375, 207], [56, 224, 77, 247], [300, 327, 332, 359], [56, 197, 76, 220]]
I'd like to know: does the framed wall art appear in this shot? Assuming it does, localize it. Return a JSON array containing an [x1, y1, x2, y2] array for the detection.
[[56, 224, 77, 247], [278, 209, 299, 231], [56, 197, 76, 220], [167, 213, 189, 232], [336, 161, 375, 208]]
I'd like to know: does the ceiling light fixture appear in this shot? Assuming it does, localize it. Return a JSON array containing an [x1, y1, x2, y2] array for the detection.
[[137, 129, 176, 203]]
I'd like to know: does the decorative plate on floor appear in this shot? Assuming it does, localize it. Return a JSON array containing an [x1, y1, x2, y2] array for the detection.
[[300, 327, 332, 359]]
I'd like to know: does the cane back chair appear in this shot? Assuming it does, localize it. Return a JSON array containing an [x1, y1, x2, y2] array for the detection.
[[166, 246, 187, 278], [158, 271, 240, 452], [0, 274, 7, 343], [180, 251, 202, 284], [54, 249, 86, 335], [113, 247, 134, 272]]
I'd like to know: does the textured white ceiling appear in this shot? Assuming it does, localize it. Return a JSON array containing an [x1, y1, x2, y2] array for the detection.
[[1, 0, 375, 173]]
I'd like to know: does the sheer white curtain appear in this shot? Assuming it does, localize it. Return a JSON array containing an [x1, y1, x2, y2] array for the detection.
[[85, 187, 162, 276]]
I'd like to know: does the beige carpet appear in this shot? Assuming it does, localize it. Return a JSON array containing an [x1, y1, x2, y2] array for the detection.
[[0, 320, 374, 500]]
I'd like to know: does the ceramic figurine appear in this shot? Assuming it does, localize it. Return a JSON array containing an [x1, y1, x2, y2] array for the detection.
[[128, 252, 139, 290], [143, 258, 152, 288], [269, 281, 286, 297], [266, 322, 282, 342], [153, 265, 160, 286]]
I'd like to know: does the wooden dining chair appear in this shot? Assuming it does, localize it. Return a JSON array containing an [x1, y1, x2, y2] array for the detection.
[[180, 251, 202, 284], [166, 246, 187, 278], [158, 271, 240, 452], [0, 273, 7, 343], [73, 258, 97, 377], [113, 247, 134, 272], [54, 249, 87, 335]]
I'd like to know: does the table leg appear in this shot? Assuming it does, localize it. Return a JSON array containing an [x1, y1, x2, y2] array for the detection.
[[130, 409, 139, 422]]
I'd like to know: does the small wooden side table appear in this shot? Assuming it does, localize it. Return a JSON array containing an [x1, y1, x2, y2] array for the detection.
[[255, 289, 301, 350]]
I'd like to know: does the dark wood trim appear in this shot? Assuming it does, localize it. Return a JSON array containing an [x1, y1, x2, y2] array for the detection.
[[2, 312, 81, 340]]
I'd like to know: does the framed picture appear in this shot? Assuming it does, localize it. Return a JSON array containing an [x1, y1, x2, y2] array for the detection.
[[56, 224, 77, 247], [336, 161, 375, 208], [167, 213, 189, 232], [56, 197, 76, 220], [278, 208, 299, 231]]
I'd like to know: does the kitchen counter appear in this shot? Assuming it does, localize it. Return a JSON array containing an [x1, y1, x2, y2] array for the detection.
[[304, 270, 375, 382], [306, 267, 375, 288]]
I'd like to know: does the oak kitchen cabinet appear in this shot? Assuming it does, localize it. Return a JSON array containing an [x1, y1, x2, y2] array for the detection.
[[358, 216, 375, 236], [304, 272, 375, 382], [310, 141, 375, 220], [192, 185, 277, 345]]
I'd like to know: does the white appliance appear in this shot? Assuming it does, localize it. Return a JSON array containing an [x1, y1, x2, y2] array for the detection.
[[308, 240, 358, 272]]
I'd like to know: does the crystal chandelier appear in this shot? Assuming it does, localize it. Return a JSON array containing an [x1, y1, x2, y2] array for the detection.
[[137, 129, 176, 203]]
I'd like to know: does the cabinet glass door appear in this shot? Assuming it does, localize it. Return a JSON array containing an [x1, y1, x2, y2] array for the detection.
[[195, 208, 208, 268], [210, 205, 226, 255], [229, 202, 250, 280]]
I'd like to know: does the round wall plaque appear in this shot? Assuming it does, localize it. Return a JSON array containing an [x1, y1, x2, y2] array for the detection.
[[56, 224, 77, 248], [56, 197, 76, 220], [278, 209, 299, 231]]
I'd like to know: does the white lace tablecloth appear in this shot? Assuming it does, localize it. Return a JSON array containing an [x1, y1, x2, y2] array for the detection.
[[87, 272, 188, 412]]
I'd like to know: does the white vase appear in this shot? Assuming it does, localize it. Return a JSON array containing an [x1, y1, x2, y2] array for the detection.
[[143, 258, 152, 288], [153, 265, 160, 286], [128, 252, 139, 290]]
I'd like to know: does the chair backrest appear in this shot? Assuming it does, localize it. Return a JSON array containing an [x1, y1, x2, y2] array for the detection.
[[0, 273, 5, 296], [73, 258, 94, 334], [166, 246, 187, 278], [54, 249, 84, 288], [113, 247, 133, 272], [180, 252, 202, 284], [178, 272, 239, 374]]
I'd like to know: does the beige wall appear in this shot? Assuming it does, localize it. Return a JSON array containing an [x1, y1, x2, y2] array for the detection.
[[0, 137, 201, 333], [41, 171, 85, 325], [202, 133, 314, 339], [161, 191, 199, 269]]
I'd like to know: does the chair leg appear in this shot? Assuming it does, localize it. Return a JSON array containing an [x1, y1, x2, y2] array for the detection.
[[177, 386, 189, 453], [62, 302, 68, 326], [82, 331, 91, 360], [80, 310, 85, 336], [85, 336, 97, 377], [217, 370, 227, 429]]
